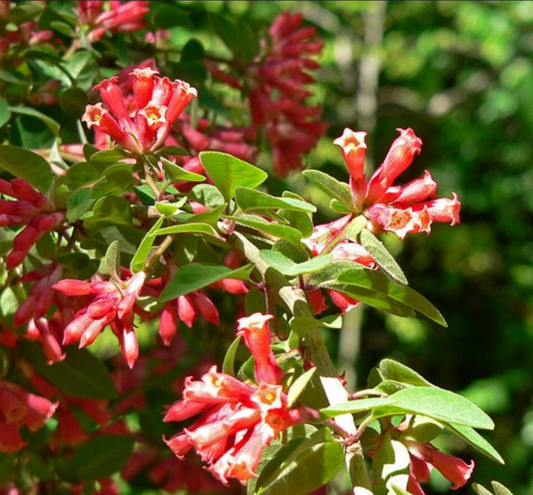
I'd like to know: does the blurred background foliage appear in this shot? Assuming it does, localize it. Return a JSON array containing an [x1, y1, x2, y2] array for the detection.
[[219, 0, 533, 492]]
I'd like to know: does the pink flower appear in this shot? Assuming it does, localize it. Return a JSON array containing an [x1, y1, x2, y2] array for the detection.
[[0, 380, 57, 453], [78, 1, 149, 43], [83, 68, 197, 155], [53, 271, 146, 368], [406, 441, 474, 493], [333, 128, 461, 239], [164, 313, 307, 485], [0, 178, 64, 269]]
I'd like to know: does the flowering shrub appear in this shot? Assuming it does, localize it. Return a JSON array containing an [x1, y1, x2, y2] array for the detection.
[[0, 1, 509, 494]]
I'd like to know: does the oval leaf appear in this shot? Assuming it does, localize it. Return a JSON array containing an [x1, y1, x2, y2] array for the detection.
[[0, 145, 53, 191], [287, 368, 317, 408], [334, 268, 446, 326], [161, 263, 252, 302], [24, 344, 117, 400], [236, 187, 317, 213], [374, 387, 494, 430], [302, 169, 353, 210], [74, 435, 134, 480], [359, 229, 408, 285], [256, 436, 344, 495], [200, 151, 267, 200], [448, 423, 504, 464]]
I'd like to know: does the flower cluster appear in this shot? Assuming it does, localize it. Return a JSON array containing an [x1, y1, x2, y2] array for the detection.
[[257, 12, 327, 176], [83, 67, 197, 155], [334, 128, 461, 239], [0, 379, 57, 453], [78, 1, 149, 43], [0, 178, 64, 269], [208, 12, 326, 176], [164, 313, 307, 485], [53, 271, 146, 368]]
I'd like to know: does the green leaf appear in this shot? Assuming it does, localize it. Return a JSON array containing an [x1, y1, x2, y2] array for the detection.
[[210, 13, 259, 63], [0, 70, 30, 86], [260, 250, 333, 277], [25, 344, 117, 400], [330, 198, 353, 214], [287, 368, 317, 408], [378, 358, 433, 387], [0, 145, 53, 191], [161, 156, 205, 182], [105, 241, 121, 279], [154, 222, 221, 238], [60, 87, 88, 117], [334, 268, 446, 326], [222, 336, 242, 376], [230, 215, 303, 246], [319, 398, 396, 418], [130, 217, 165, 272], [448, 423, 504, 464], [492, 482, 514, 495], [200, 151, 267, 200], [66, 188, 93, 222], [74, 435, 134, 480], [9, 106, 60, 135], [90, 170, 136, 199], [359, 229, 408, 285], [343, 215, 367, 239], [473, 484, 494, 495], [89, 196, 132, 225], [255, 430, 344, 495], [161, 264, 253, 302], [280, 191, 314, 238], [373, 387, 495, 430], [8, 2, 44, 23], [155, 197, 188, 216], [0, 96, 11, 128], [62, 50, 98, 90], [89, 149, 130, 163], [156, 145, 188, 156], [289, 316, 320, 338], [58, 252, 99, 280], [190, 184, 226, 209], [236, 187, 317, 213], [302, 170, 353, 210], [66, 161, 120, 190]]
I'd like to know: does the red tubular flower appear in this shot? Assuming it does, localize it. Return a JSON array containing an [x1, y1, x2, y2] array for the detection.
[[0, 178, 64, 269], [406, 441, 474, 492], [237, 313, 283, 385], [333, 129, 368, 207], [78, 1, 149, 43], [83, 68, 197, 155], [333, 128, 461, 239], [164, 313, 308, 485], [53, 272, 146, 368], [0, 380, 57, 453], [366, 128, 423, 204]]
